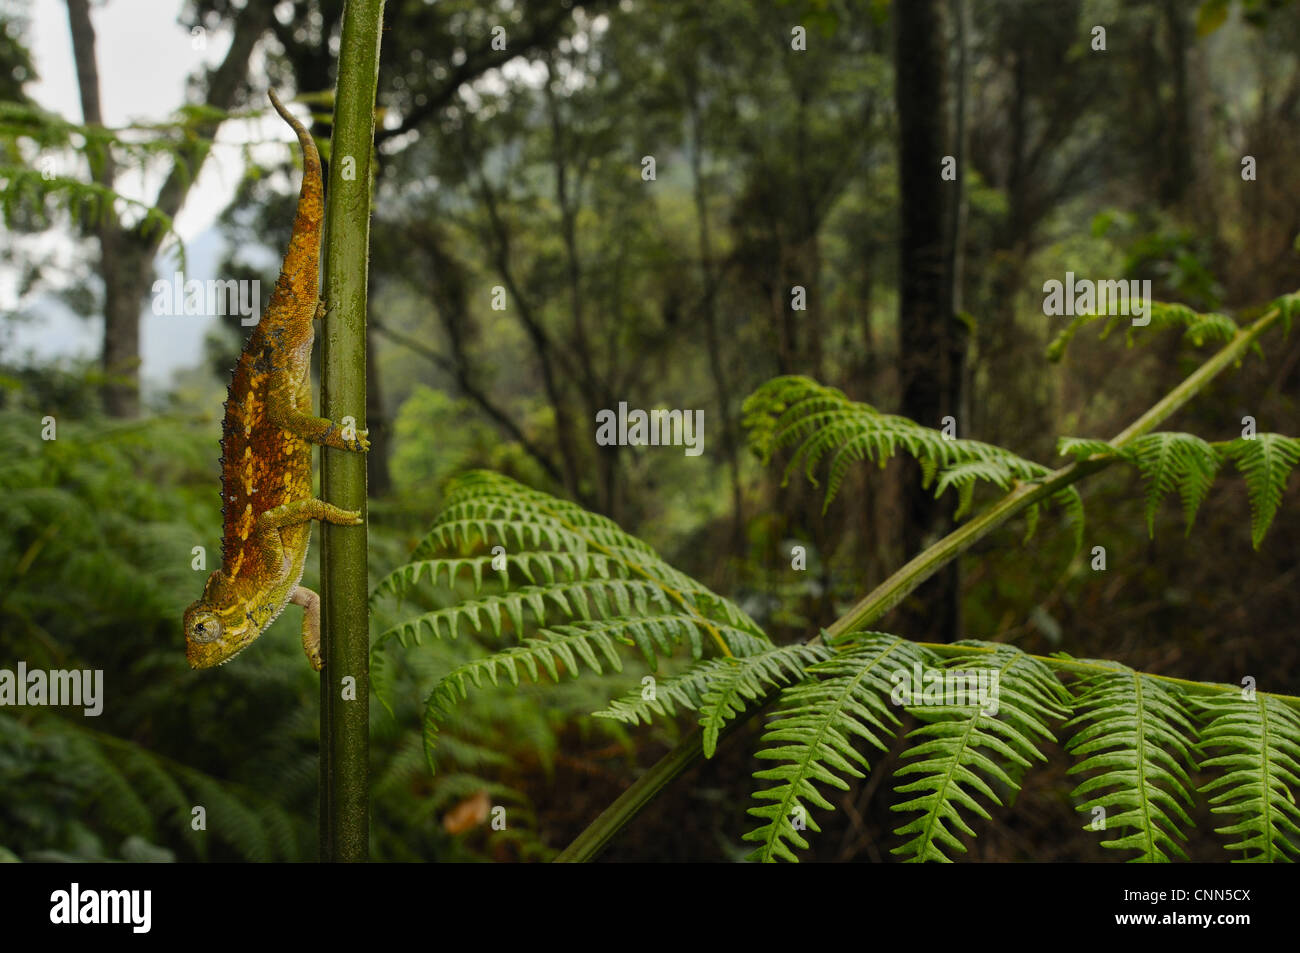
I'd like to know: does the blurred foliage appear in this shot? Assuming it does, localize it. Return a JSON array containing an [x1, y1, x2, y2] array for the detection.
[[1, 0, 1299, 861]]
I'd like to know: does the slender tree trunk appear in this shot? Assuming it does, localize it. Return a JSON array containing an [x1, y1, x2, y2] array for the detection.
[[687, 67, 744, 554], [894, 0, 963, 642], [1162, 0, 1192, 207], [67, 0, 139, 416], [66, 0, 271, 416]]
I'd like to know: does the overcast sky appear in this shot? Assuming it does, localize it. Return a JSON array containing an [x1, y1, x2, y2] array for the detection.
[[4, 0, 297, 391]]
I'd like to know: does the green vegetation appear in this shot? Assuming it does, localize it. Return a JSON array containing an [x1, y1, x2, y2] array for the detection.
[[2, 0, 1299, 862]]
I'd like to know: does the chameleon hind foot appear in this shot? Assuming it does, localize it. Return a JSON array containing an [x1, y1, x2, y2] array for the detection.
[[291, 586, 322, 671]]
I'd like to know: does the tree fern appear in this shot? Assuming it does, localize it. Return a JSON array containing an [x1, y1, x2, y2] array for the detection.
[[889, 642, 1070, 862], [743, 635, 930, 862], [1194, 693, 1300, 861], [1064, 667, 1200, 862], [394, 475, 1300, 863], [390, 337, 1300, 862]]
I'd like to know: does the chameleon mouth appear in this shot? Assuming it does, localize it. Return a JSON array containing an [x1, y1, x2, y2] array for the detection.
[[187, 633, 253, 669]]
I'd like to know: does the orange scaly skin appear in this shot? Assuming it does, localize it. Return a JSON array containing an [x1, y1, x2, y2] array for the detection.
[[183, 91, 368, 672]]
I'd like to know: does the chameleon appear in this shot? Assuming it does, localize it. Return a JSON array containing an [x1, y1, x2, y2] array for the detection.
[[183, 90, 368, 672]]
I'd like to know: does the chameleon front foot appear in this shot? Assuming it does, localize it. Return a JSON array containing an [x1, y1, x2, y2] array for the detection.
[[291, 586, 323, 671], [257, 497, 363, 531]]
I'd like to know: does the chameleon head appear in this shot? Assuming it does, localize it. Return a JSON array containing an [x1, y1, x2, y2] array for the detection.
[[183, 572, 257, 668]]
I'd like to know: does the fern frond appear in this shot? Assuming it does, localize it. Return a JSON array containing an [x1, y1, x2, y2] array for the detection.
[[370, 555, 509, 601], [742, 377, 1080, 542], [423, 619, 631, 771], [1057, 436, 1119, 461], [1274, 291, 1300, 338], [743, 635, 931, 862], [1124, 432, 1221, 536], [377, 578, 672, 646], [593, 658, 734, 726], [698, 643, 833, 757], [1047, 300, 1237, 362], [1194, 693, 1300, 861], [890, 642, 1069, 862], [1062, 430, 1298, 544], [1217, 434, 1300, 548], [381, 472, 773, 773], [1065, 667, 1200, 862]]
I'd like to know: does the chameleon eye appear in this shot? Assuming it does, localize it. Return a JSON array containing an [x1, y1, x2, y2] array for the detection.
[[191, 617, 221, 643]]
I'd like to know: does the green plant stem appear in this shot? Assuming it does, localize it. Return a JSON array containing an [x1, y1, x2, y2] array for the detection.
[[553, 728, 708, 863], [557, 304, 1285, 863], [319, 0, 385, 864]]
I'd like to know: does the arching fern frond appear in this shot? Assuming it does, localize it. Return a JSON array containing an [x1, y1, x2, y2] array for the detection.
[[1059, 431, 1299, 544], [1194, 693, 1300, 862], [889, 642, 1070, 863], [1065, 667, 1199, 862], [374, 471, 772, 773], [1218, 434, 1300, 548], [743, 635, 931, 862], [743, 377, 1081, 544], [1047, 300, 1237, 362]]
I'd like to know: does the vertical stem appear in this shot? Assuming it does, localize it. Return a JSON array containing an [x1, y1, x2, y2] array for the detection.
[[320, 0, 385, 863]]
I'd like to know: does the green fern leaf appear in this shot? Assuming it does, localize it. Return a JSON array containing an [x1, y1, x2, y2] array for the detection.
[[377, 472, 774, 773], [1125, 432, 1221, 536], [1058, 436, 1120, 461], [593, 658, 734, 726], [890, 642, 1069, 862], [1047, 300, 1236, 362], [744, 377, 1075, 546], [1065, 668, 1199, 861], [376, 579, 672, 647], [1217, 434, 1300, 548], [743, 635, 931, 862], [1194, 692, 1300, 861], [423, 619, 634, 771], [698, 643, 833, 758]]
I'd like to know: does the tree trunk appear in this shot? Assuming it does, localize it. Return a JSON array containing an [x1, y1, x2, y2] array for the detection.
[[893, 0, 964, 642], [66, 0, 271, 416], [67, 0, 138, 416]]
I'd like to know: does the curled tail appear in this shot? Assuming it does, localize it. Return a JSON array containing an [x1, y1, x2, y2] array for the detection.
[[265, 90, 323, 315]]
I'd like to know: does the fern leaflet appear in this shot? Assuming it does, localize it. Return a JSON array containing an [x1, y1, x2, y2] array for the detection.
[[1065, 667, 1200, 862], [890, 642, 1069, 862], [1194, 693, 1300, 862], [744, 635, 930, 862]]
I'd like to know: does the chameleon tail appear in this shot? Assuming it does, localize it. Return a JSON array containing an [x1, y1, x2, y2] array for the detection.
[[265, 90, 324, 318]]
